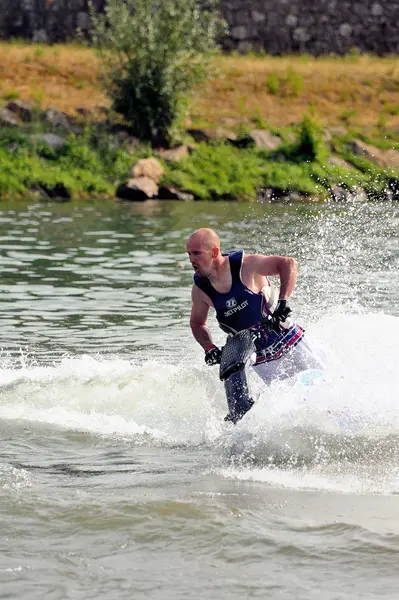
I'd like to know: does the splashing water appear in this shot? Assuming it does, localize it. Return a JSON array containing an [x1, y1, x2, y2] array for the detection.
[[1, 311, 399, 495]]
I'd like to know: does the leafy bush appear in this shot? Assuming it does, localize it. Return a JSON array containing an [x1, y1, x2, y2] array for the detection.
[[90, 0, 225, 146], [276, 115, 328, 164]]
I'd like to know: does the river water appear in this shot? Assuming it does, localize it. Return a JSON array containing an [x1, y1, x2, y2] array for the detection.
[[0, 198, 398, 599]]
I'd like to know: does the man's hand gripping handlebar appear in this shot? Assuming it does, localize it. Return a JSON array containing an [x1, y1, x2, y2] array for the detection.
[[264, 300, 292, 332], [204, 345, 222, 366]]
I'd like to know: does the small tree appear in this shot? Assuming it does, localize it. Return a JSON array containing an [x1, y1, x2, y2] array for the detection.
[[90, 0, 226, 146]]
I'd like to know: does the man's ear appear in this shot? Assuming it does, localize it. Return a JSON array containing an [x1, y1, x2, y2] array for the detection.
[[212, 247, 219, 259]]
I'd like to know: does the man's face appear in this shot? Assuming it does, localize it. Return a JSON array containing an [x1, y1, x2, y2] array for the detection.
[[186, 238, 214, 277]]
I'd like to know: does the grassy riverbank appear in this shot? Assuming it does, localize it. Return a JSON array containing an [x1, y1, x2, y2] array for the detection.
[[1, 42, 399, 201], [2, 42, 399, 129]]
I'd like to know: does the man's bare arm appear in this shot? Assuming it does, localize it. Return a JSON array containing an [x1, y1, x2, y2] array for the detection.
[[189, 287, 214, 350], [246, 254, 298, 299]]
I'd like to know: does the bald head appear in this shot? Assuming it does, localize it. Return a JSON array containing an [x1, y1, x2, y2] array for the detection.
[[186, 228, 222, 277], [186, 228, 220, 251]]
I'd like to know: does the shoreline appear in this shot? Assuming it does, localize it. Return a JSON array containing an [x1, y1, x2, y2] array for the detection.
[[1, 44, 398, 202]]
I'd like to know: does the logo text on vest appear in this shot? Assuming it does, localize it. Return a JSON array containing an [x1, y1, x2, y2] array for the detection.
[[224, 299, 249, 317]]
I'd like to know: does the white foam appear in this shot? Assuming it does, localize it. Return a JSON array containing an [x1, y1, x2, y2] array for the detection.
[[0, 354, 225, 445], [0, 312, 398, 494]]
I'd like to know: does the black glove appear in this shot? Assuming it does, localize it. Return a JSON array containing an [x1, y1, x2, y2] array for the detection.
[[268, 300, 292, 332], [204, 345, 222, 366]]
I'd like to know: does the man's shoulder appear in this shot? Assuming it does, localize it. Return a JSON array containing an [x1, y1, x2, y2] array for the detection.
[[225, 249, 243, 260], [192, 280, 213, 304]]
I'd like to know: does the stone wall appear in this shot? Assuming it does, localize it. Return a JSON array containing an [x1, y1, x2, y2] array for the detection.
[[0, 0, 398, 55], [221, 0, 399, 55], [0, 0, 105, 43]]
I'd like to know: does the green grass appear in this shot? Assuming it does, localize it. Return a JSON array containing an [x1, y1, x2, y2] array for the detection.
[[164, 120, 394, 200], [0, 115, 397, 201], [264, 68, 304, 97], [164, 142, 265, 200], [0, 125, 142, 198]]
